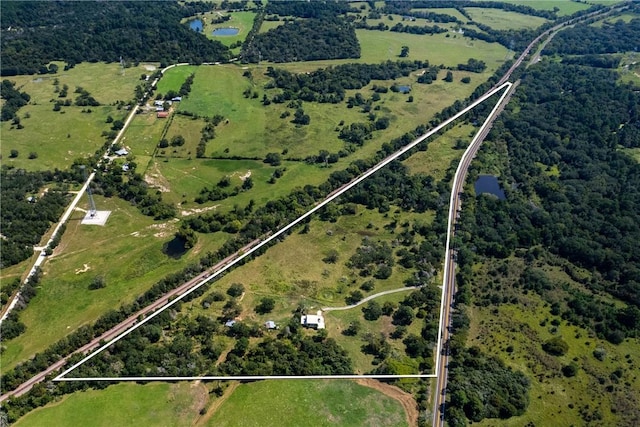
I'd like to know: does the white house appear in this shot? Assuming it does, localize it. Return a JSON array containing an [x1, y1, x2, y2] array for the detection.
[[301, 311, 325, 329]]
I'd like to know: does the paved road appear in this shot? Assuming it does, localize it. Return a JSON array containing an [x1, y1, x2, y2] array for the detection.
[[432, 81, 518, 427]]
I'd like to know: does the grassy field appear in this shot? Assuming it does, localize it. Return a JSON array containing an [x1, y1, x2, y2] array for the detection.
[[623, 147, 640, 162], [156, 65, 198, 95], [464, 7, 549, 31], [403, 123, 476, 181], [465, 257, 640, 426], [206, 380, 407, 427], [1, 61, 146, 172], [497, 0, 591, 16], [356, 29, 511, 67], [5, 62, 152, 105], [1, 105, 119, 171], [1, 196, 229, 371], [14, 382, 206, 427], [412, 7, 468, 22]]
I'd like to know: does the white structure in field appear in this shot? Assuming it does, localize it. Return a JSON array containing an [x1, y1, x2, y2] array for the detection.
[[301, 311, 325, 330]]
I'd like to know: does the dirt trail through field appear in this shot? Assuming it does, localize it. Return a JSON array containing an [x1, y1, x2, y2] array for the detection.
[[193, 381, 239, 426], [355, 378, 418, 427]]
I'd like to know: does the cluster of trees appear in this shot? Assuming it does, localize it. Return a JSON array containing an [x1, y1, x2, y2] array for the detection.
[[457, 58, 487, 73], [389, 22, 448, 35], [545, 17, 640, 55], [446, 347, 530, 424], [0, 169, 69, 268], [220, 333, 353, 376], [562, 54, 622, 69], [249, 17, 360, 63], [195, 114, 224, 158], [348, 239, 395, 279], [264, 60, 428, 104], [1, 2, 230, 75], [93, 167, 176, 220], [1, 80, 30, 121]]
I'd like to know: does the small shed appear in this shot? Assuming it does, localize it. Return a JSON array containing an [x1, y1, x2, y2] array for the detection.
[[157, 111, 169, 118], [224, 320, 236, 327], [115, 148, 129, 156], [265, 320, 277, 330], [171, 96, 182, 102]]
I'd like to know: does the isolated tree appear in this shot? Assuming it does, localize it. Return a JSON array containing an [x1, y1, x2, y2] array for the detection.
[[322, 249, 339, 264], [400, 45, 410, 57], [255, 297, 276, 314], [227, 283, 245, 298], [88, 275, 106, 290], [362, 300, 382, 321], [176, 226, 197, 249], [444, 71, 454, 82], [9, 149, 18, 158]]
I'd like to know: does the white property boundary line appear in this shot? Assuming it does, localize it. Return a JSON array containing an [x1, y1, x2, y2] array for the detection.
[[54, 82, 512, 383], [433, 81, 514, 378]]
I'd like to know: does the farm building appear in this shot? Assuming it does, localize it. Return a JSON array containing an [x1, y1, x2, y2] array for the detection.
[[157, 111, 169, 118], [114, 148, 129, 156], [301, 312, 325, 329], [265, 320, 277, 330]]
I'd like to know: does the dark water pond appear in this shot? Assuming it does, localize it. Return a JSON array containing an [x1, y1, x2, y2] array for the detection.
[[213, 27, 239, 36], [474, 175, 506, 199], [189, 19, 203, 32]]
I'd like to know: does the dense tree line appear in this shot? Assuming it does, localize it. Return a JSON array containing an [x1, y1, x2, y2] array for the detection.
[[0, 1, 230, 75], [0, 169, 69, 268], [264, 60, 428, 104], [1, 80, 30, 121], [247, 17, 360, 63], [264, 0, 356, 19], [455, 63, 640, 344], [544, 18, 640, 55], [561, 53, 622, 69], [446, 347, 530, 425]]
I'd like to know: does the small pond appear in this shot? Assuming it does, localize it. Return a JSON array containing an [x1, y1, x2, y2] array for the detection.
[[189, 19, 203, 32], [212, 27, 239, 36], [474, 175, 506, 200], [398, 85, 411, 94]]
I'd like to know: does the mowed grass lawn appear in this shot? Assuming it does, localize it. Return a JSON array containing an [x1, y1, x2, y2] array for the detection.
[[14, 382, 206, 427], [1, 196, 229, 370], [156, 65, 198, 95], [464, 8, 549, 31], [207, 380, 407, 427]]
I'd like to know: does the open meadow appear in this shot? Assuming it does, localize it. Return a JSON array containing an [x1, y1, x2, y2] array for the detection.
[[205, 380, 408, 427], [1, 195, 230, 371], [497, 0, 591, 16], [464, 7, 549, 31], [14, 382, 206, 427]]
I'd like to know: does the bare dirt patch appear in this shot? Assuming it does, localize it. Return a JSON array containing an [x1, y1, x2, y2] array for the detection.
[[193, 381, 240, 426], [180, 204, 219, 217], [74, 264, 91, 274], [355, 378, 419, 427], [145, 162, 172, 193]]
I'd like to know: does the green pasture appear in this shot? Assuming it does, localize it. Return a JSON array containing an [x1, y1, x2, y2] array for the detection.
[[14, 382, 205, 427], [162, 114, 206, 158], [466, 260, 640, 427], [259, 19, 286, 33], [1, 105, 121, 171], [411, 7, 468, 22], [496, 0, 591, 16], [356, 29, 511, 68], [122, 110, 167, 158], [5, 62, 150, 106], [207, 380, 407, 427], [1, 196, 228, 371], [156, 65, 198, 95], [151, 158, 327, 208], [464, 7, 549, 31], [189, 205, 419, 340], [403, 123, 476, 181], [592, 11, 640, 27]]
